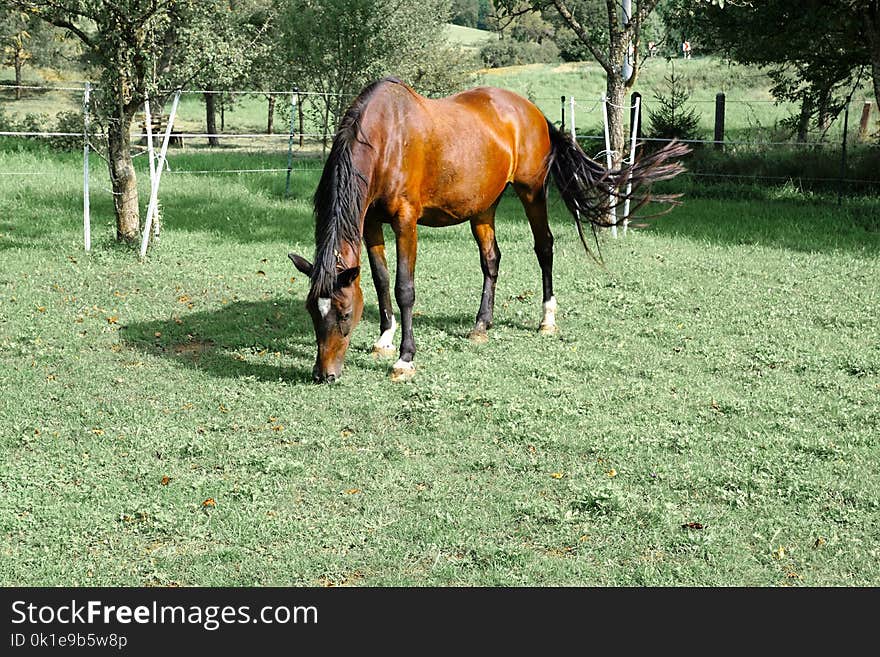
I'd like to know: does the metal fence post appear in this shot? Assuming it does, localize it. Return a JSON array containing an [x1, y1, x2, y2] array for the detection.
[[82, 81, 91, 252], [140, 90, 181, 259], [285, 88, 297, 197], [838, 101, 850, 206]]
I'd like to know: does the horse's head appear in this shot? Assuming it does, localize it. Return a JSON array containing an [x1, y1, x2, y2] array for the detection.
[[289, 253, 364, 383]]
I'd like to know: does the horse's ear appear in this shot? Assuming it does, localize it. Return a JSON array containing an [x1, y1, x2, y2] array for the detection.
[[288, 253, 313, 276], [336, 266, 360, 288]]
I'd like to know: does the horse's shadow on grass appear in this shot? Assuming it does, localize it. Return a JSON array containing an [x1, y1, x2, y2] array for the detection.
[[121, 297, 317, 383], [122, 294, 541, 383]]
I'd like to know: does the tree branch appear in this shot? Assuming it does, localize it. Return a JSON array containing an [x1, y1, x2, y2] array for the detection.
[[46, 17, 96, 50], [551, 0, 613, 74]]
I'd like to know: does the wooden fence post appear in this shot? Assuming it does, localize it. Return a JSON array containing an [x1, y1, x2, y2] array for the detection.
[[714, 92, 725, 151], [629, 91, 642, 142], [858, 101, 873, 141], [560, 95, 566, 132]]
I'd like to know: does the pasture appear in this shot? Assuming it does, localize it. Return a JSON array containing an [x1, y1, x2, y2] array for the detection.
[[1, 144, 878, 586]]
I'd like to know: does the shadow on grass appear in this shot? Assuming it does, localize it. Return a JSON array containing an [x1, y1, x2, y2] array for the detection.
[[634, 187, 880, 255], [121, 298, 316, 383]]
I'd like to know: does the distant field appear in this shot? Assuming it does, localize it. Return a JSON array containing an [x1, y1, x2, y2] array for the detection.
[[444, 23, 494, 49], [1, 145, 878, 586], [2, 54, 875, 145], [479, 58, 876, 143]]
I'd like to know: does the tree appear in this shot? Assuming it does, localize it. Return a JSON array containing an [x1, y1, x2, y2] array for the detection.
[[0, 6, 64, 99], [276, 0, 474, 146], [5, 1, 246, 242], [671, 0, 880, 141], [193, 1, 273, 146], [496, 1, 666, 167]]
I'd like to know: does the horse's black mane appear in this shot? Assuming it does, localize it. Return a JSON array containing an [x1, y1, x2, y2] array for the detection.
[[310, 77, 404, 297]]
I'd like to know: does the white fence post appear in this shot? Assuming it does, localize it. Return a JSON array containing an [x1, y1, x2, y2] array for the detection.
[[140, 90, 181, 259], [622, 94, 641, 236], [144, 99, 160, 236], [569, 95, 576, 144], [601, 95, 618, 237], [82, 81, 91, 252]]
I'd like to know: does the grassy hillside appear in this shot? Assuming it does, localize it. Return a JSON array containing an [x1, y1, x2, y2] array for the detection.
[[444, 23, 494, 50], [4, 55, 874, 145], [478, 58, 874, 143]]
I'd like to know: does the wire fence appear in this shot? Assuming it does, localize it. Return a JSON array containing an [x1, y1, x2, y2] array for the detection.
[[1, 83, 878, 186]]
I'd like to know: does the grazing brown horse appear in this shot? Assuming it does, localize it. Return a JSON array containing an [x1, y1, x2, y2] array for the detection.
[[290, 77, 687, 383]]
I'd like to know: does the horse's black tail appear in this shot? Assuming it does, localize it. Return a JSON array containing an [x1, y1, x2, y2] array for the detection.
[[545, 119, 690, 261]]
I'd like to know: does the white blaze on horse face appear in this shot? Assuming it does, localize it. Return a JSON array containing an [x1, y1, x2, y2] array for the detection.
[[374, 316, 397, 350], [317, 297, 331, 318], [541, 296, 557, 328]]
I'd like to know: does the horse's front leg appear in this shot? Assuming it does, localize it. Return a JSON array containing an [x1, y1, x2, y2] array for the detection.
[[364, 217, 396, 358], [391, 215, 418, 382], [469, 211, 500, 343]]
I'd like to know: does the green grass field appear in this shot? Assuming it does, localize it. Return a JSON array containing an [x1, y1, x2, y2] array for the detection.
[[1, 145, 878, 586]]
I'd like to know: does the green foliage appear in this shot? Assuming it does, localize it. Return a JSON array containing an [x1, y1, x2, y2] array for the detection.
[[647, 66, 703, 141], [451, 0, 493, 29], [480, 37, 560, 68], [277, 0, 472, 131], [668, 0, 876, 133]]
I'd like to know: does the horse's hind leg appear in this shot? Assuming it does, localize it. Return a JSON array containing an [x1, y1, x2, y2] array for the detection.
[[515, 184, 557, 334], [469, 209, 500, 343], [364, 216, 396, 358]]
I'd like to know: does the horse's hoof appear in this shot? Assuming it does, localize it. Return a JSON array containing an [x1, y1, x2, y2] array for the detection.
[[468, 330, 489, 344], [539, 323, 558, 336], [390, 362, 416, 382], [372, 345, 397, 359]]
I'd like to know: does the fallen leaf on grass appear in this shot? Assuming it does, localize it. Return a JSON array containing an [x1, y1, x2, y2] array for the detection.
[[202, 498, 216, 508], [160, 476, 171, 486], [344, 489, 360, 495], [550, 472, 564, 479], [774, 546, 785, 559], [682, 521, 704, 530], [607, 468, 617, 478]]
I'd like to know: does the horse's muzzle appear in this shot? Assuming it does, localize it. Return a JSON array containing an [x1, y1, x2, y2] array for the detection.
[[313, 365, 340, 384]]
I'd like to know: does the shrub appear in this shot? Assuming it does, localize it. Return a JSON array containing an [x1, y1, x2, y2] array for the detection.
[[479, 39, 559, 69], [647, 68, 703, 142]]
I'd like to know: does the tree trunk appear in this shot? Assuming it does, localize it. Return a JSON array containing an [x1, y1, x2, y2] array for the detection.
[[106, 115, 140, 242], [865, 4, 880, 122], [796, 95, 813, 142], [605, 73, 627, 169], [205, 92, 220, 147], [14, 51, 23, 101], [267, 95, 275, 134]]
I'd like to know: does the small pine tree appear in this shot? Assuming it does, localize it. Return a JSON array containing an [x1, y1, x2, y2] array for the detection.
[[647, 65, 703, 142]]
